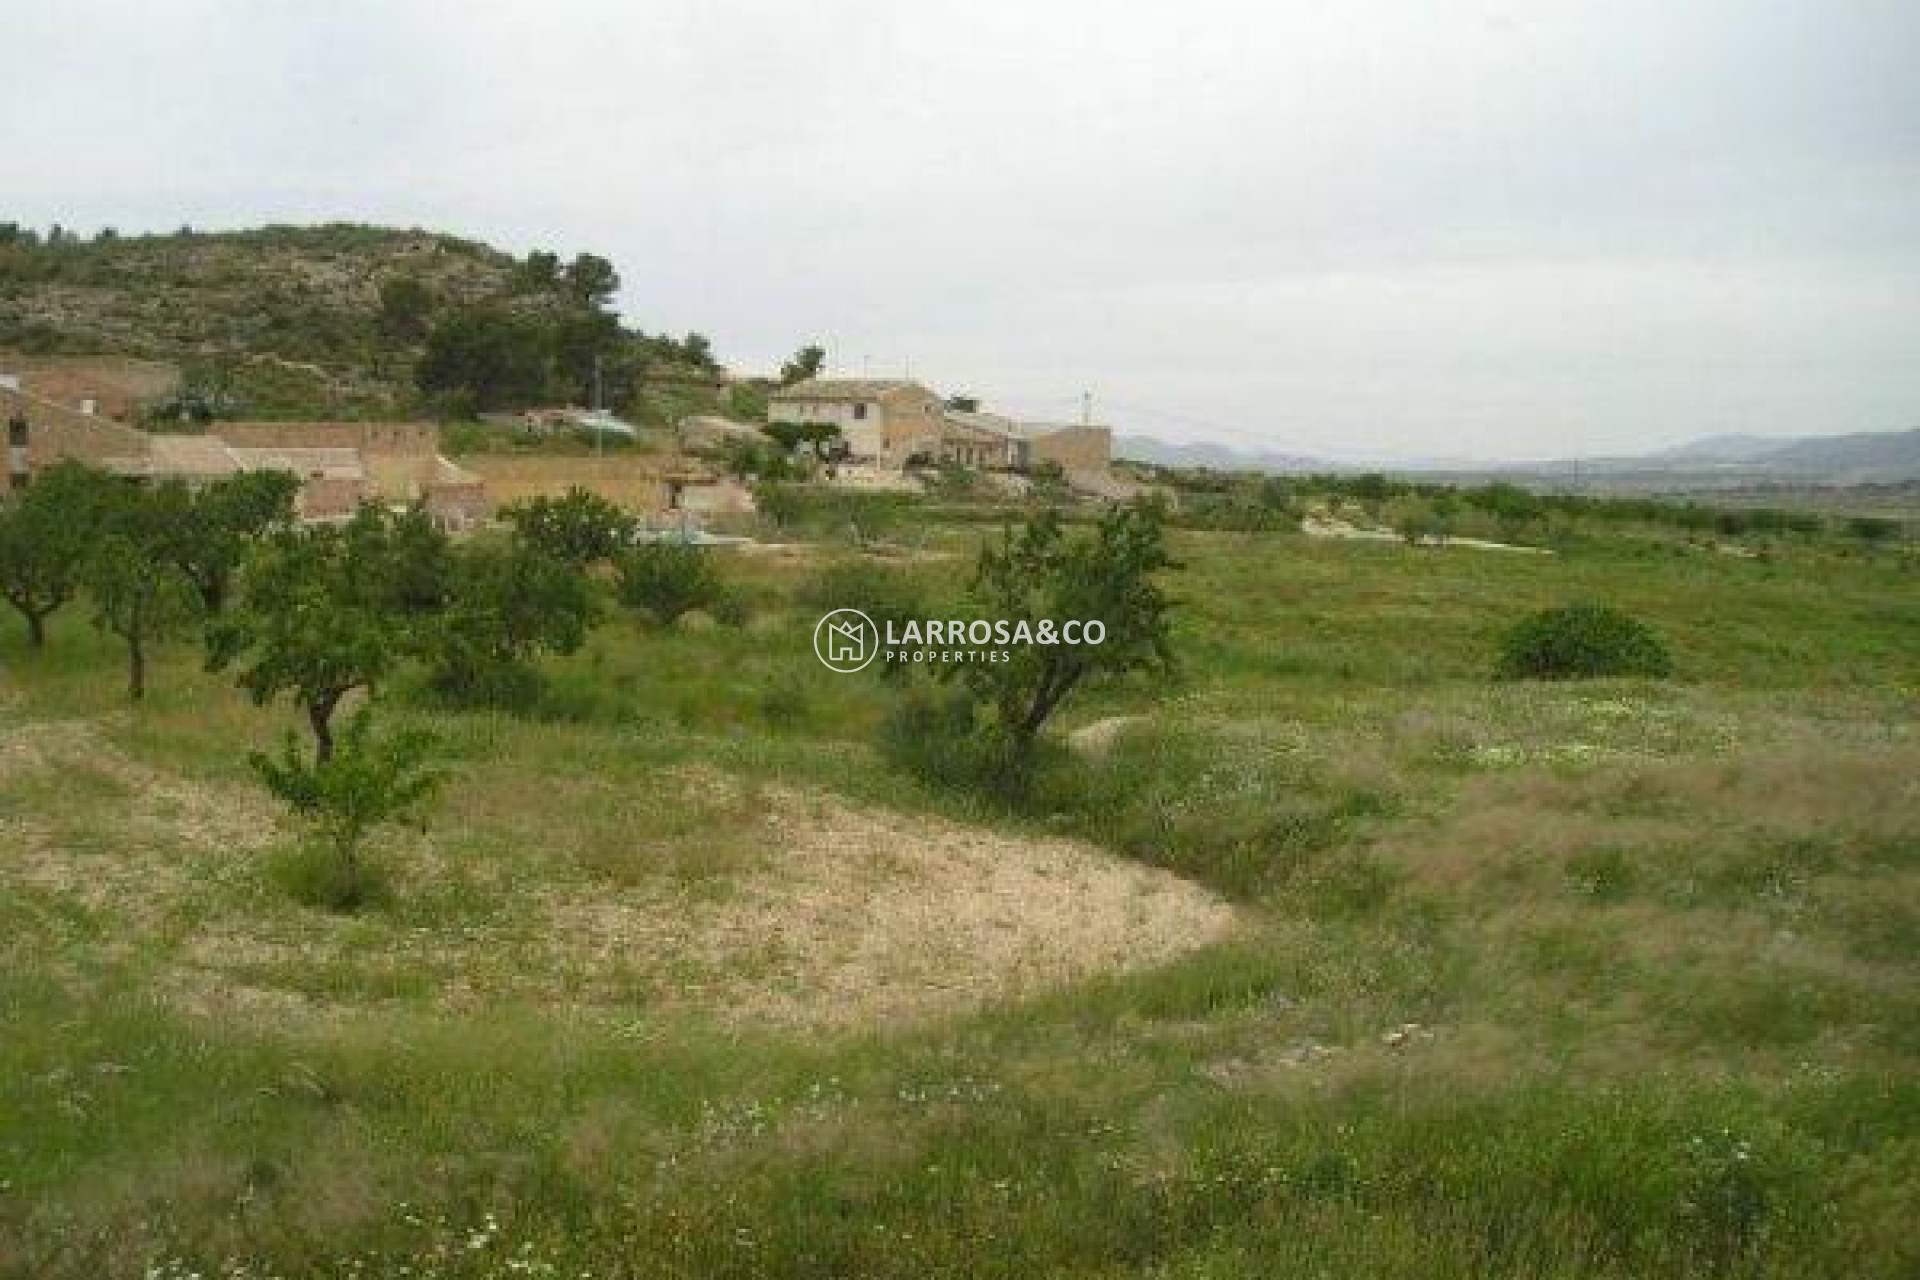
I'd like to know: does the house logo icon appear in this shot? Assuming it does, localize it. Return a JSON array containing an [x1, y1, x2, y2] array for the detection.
[[813, 608, 879, 673]]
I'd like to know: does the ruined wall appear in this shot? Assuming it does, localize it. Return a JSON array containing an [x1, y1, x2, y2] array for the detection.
[[1027, 426, 1111, 472], [1, 386, 152, 473], [217, 421, 441, 456]]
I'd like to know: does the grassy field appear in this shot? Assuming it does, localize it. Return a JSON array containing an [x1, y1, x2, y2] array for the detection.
[[2, 514, 1916, 1278]]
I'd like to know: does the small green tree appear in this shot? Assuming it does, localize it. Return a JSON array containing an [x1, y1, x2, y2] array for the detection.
[[153, 470, 300, 613], [562, 253, 620, 309], [427, 543, 598, 707], [87, 521, 200, 701], [615, 542, 724, 624], [779, 344, 825, 386], [764, 420, 842, 461], [681, 332, 716, 371], [253, 707, 445, 911], [956, 500, 1176, 755], [211, 506, 446, 761], [0, 462, 119, 649], [502, 487, 635, 568], [417, 305, 552, 411], [375, 275, 435, 342]]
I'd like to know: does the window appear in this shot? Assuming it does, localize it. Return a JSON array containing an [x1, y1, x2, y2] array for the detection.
[[853, 403, 868, 420]]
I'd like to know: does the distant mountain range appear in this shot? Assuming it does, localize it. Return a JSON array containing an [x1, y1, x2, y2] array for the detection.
[[1117, 427, 1920, 489], [1113, 435, 1328, 473]]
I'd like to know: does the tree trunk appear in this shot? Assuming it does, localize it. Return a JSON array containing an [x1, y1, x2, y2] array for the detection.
[[26, 610, 46, 650], [308, 693, 340, 764], [128, 630, 146, 701]]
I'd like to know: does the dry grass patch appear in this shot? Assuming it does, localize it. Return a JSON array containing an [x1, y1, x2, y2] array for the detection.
[[540, 785, 1240, 1028], [2, 704, 1238, 1031]]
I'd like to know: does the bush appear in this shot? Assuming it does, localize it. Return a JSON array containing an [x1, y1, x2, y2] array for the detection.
[[614, 542, 723, 624], [1497, 603, 1674, 680], [757, 672, 813, 731], [879, 684, 1049, 806], [711, 588, 752, 628], [268, 839, 392, 912], [251, 708, 445, 912]]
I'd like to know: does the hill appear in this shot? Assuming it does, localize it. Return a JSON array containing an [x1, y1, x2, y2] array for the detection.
[[1761, 427, 1920, 474], [0, 222, 734, 422], [1645, 433, 1796, 464], [1506, 428, 1920, 491], [1119, 426, 1920, 492], [1115, 433, 1330, 473]]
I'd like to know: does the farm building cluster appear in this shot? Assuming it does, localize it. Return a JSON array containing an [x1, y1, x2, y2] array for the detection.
[[2, 358, 488, 528], [763, 377, 1115, 486], [3, 357, 1134, 524]]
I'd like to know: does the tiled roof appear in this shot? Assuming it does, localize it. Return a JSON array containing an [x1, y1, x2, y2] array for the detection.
[[768, 378, 933, 402]]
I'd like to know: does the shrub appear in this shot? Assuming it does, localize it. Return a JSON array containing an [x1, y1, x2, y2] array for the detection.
[[614, 542, 723, 624], [268, 840, 393, 912], [1497, 603, 1673, 680], [758, 672, 813, 731], [423, 543, 597, 710], [502, 488, 636, 568], [251, 708, 446, 912], [879, 684, 1049, 806], [711, 588, 752, 628]]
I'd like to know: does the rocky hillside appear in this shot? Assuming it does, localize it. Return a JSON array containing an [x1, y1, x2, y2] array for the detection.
[[0, 223, 731, 422]]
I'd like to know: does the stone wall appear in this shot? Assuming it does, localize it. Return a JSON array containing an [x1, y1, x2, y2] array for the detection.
[[217, 421, 441, 456], [1027, 426, 1112, 472]]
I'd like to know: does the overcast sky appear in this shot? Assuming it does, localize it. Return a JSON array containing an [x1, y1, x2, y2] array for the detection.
[[6, 0, 1917, 459]]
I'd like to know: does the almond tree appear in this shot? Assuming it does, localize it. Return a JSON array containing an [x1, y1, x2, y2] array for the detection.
[[86, 524, 199, 701], [0, 462, 118, 650], [957, 500, 1177, 754], [210, 505, 449, 762], [252, 706, 445, 911]]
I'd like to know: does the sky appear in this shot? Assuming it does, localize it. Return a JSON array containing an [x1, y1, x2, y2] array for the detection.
[[5, 0, 1918, 461]]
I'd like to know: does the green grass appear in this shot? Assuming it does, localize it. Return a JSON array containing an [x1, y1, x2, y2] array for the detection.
[[1, 516, 1915, 1277]]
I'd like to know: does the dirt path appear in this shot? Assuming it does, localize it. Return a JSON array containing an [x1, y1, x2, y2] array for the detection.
[[1301, 515, 1553, 554]]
